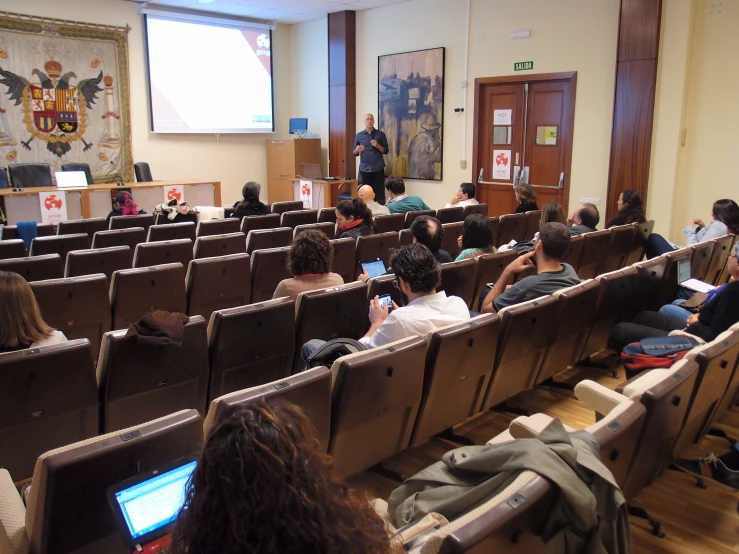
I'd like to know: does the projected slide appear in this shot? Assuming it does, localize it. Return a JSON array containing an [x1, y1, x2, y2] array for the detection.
[[146, 16, 273, 133]]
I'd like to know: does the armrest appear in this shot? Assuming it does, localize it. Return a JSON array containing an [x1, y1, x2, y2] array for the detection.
[[615, 369, 651, 395], [668, 329, 706, 344], [509, 413, 556, 439], [0, 469, 28, 554], [574, 380, 629, 417]]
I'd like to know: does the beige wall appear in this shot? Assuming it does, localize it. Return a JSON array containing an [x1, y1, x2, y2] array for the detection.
[[0, 0, 292, 207], [353, 0, 621, 211], [670, 0, 739, 242]]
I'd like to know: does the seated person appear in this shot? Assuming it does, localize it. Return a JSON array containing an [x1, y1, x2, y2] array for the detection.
[[385, 175, 431, 214], [358, 184, 390, 217], [171, 401, 391, 554], [646, 198, 739, 259], [513, 183, 538, 213], [0, 271, 67, 353], [445, 182, 480, 209], [610, 241, 739, 350], [302, 244, 470, 358], [567, 203, 599, 235], [106, 191, 146, 227], [336, 198, 375, 239], [606, 190, 646, 228], [481, 222, 580, 313], [540, 202, 567, 226], [273, 230, 344, 301], [231, 181, 270, 219], [456, 214, 496, 261], [411, 215, 452, 263]]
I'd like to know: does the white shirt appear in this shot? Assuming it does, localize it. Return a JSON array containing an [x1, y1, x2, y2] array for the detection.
[[31, 330, 68, 348], [388, 194, 408, 204], [359, 291, 470, 349], [445, 198, 480, 209], [366, 200, 390, 216]]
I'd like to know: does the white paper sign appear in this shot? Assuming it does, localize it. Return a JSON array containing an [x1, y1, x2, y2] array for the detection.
[[493, 109, 513, 126], [492, 150, 512, 180], [38, 191, 68, 225], [164, 185, 185, 204], [299, 179, 313, 209]]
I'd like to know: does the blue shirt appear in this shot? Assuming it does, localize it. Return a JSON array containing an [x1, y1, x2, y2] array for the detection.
[[354, 128, 388, 173]]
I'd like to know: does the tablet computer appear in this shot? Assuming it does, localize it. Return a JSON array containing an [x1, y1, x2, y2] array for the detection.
[[360, 258, 387, 278]]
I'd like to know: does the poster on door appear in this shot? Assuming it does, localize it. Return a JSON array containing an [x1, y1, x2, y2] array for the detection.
[[164, 185, 185, 204], [493, 109, 513, 126], [299, 180, 313, 209], [492, 150, 512, 180], [38, 191, 68, 225]]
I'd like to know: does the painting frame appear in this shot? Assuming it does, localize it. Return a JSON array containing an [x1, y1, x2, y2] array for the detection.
[[378, 46, 445, 181]]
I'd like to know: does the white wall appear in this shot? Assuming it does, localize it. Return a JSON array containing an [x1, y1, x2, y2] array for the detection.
[[353, 0, 620, 211], [0, 0, 292, 206]]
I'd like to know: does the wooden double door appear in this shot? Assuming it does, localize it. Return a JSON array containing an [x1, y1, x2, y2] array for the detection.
[[472, 73, 576, 216]]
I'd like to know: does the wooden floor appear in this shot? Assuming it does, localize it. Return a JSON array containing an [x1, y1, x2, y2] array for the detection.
[[346, 363, 739, 553]]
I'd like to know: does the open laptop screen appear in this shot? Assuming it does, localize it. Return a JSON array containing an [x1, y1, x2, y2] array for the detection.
[[677, 258, 691, 284], [110, 458, 197, 545]]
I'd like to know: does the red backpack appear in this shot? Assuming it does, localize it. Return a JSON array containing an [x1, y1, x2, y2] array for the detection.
[[620, 336, 700, 372]]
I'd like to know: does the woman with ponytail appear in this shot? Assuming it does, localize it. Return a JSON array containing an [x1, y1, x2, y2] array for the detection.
[[106, 191, 146, 227], [335, 198, 375, 239]]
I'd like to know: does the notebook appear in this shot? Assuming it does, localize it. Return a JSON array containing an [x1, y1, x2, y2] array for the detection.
[[677, 258, 715, 294], [108, 456, 197, 550]]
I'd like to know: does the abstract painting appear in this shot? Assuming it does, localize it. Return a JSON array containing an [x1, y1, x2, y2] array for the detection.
[[378, 47, 444, 180]]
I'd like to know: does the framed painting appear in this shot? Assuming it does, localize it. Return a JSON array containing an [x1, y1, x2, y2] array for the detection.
[[378, 47, 445, 181]]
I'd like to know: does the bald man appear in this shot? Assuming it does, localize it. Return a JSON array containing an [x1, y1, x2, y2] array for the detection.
[[358, 184, 390, 216], [354, 113, 389, 204]]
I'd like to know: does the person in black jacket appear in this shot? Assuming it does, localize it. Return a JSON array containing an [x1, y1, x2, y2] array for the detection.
[[609, 241, 739, 350], [231, 182, 270, 219], [335, 198, 375, 239], [606, 190, 646, 228], [106, 192, 146, 227], [513, 183, 538, 213]]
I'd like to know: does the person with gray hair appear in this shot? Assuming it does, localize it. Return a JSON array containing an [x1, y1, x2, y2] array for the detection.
[[232, 181, 270, 219]]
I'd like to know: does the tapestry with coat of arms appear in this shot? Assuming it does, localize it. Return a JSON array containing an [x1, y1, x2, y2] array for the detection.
[[0, 12, 133, 183]]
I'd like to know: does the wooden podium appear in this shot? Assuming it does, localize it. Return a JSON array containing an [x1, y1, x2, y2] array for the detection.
[[290, 178, 357, 209], [266, 138, 322, 203]]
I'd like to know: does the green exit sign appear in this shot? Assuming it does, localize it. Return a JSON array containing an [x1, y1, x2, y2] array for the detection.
[[514, 61, 534, 71]]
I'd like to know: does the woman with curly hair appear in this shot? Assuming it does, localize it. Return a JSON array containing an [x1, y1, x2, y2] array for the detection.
[[273, 229, 344, 300], [171, 401, 392, 554], [606, 190, 646, 228], [335, 198, 375, 239], [513, 183, 538, 214]]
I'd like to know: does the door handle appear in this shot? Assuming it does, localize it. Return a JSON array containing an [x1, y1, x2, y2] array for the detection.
[[478, 168, 484, 181], [559, 172, 565, 188]]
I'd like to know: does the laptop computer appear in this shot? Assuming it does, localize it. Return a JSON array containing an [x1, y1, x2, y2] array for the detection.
[[55, 171, 88, 188], [108, 456, 198, 552], [677, 258, 715, 294]]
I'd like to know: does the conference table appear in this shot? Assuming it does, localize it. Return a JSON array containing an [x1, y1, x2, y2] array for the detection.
[[0, 180, 221, 224]]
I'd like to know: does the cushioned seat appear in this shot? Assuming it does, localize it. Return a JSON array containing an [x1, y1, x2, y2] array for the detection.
[[523, 210, 542, 240], [56, 218, 107, 238], [318, 207, 337, 224], [366, 274, 401, 311], [481, 295, 560, 410], [471, 250, 517, 310], [245, 227, 293, 255], [281, 209, 318, 228], [294, 222, 335, 238], [441, 222, 465, 258], [398, 228, 413, 247], [497, 213, 528, 246], [30, 274, 111, 360], [271, 200, 303, 214], [203, 367, 331, 450], [186, 253, 251, 322], [690, 239, 715, 282], [97, 316, 209, 432], [29, 233, 89, 257], [147, 221, 196, 242], [624, 219, 655, 266], [0, 254, 63, 282], [0, 339, 98, 480], [702, 322, 739, 433], [133, 238, 193, 270], [635, 256, 669, 311], [196, 218, 241, 237], [488, 217, 500, 247], [404, 210, 435, 229], [463, 203, 488, 218], [327, 336, 427, 477], [704, 235, 735, 285], [373, 213, 405, 234], [354, 232, 398, 278], [1, 409, 202, 554], [655, 247, 693, 309], [250, 246, 291, 302], [438, 259, 478, 307], [293, 282, 369, 372], [207, 298, 296, 400], [410, 315, 501, 446], [193, 232, 246, 259], [109, 263, 187, 330], [330, 237, 357, 284], [435, 207, 464, 224], [0, 239, 25, 260], [92, 227, 147, 251], [240, 213, 281, 234], [64, 246, 132, 281], [560, 233, 584, 273], [603, 224, 636, 272], [1, 224, 54, 240], [577, 229, 612, 279], [134, 161, 153, 181], [8, 163, 52, 188], [109, 214, 154, 231], [154, 212, 198, 226], [60, 162, 93, 184]]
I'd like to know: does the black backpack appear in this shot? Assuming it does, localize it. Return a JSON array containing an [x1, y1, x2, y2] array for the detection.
[[302, 338, 366, 372]]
